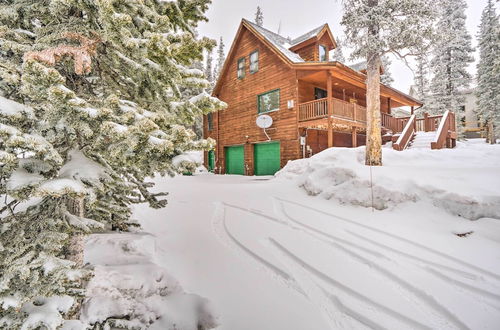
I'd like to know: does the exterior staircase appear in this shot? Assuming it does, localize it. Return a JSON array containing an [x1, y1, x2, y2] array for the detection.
[[408, 131, 436, 149]]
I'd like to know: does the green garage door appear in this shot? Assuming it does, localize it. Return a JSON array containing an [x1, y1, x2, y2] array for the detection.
[[254, 142, 281, 176], [225, 145, 245, 175]]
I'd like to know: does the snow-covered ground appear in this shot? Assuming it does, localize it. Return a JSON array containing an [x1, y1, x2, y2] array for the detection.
[[86, 140, 500, 329]]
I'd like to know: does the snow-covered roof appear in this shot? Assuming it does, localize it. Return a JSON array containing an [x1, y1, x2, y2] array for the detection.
[[348, 61, 367, 72], [243, 20, 335, 64], [243, 19, 304, 63], [289, 24, 327, 47]]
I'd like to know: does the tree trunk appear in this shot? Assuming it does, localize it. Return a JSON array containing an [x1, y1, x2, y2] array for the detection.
[[365, 0, 382, 166], [489, 122, 496, 144]]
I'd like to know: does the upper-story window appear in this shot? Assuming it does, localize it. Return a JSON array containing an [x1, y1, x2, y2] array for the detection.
[[319, 44, 328, 62], [258, 89, 280, 113], [237, 57, 245, 79], [207, 112, 213, 131], [250, 50, 259, 73]]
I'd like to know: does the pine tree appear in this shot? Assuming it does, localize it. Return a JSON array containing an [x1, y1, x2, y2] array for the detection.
[[331, 37, 346, 62], [0, 0, 225, 327], [205, 49, 214, 89], [427, 0, 474, 120], [255, 6, 264, 27], [341, 0, 436, 166], [380, 55, 394, 86], [476, 0, 500, 143], [214, 37, 226, 81], [413, 51, 431, 113]]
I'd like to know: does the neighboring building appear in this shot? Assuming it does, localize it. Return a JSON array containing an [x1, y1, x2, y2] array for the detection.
[[408, 86, 483, 138], [204, 19, 422, 175]]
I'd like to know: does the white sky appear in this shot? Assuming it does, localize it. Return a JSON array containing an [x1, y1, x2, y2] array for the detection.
[[198, 0, 491, 94]]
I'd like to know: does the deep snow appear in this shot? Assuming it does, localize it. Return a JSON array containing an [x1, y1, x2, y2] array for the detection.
[[124, 140, 500, 330]]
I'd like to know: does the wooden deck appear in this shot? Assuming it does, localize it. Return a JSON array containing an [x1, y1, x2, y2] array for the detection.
[[298, 97, 457, 151]]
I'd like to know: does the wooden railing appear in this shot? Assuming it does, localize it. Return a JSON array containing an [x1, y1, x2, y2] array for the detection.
[[298, 98, 328, 121], [298, 98, 367, 123], [431, 111, 456, 149], [393, 114, 416, 151]]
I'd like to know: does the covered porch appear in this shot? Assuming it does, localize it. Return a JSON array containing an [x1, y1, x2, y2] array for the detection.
[[295, 67, 423, 149]]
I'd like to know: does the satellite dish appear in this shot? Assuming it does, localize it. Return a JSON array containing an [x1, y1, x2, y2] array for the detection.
[[256, 114, 273, 129]]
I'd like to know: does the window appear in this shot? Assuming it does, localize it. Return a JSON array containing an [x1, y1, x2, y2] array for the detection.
[[250, 50, 259, 73], [319, 44, 328, 62], [314, 87, 327, 100], [207, 112, 213, 131], [258, 89, 280, 113], [237, 57, 245, 79]]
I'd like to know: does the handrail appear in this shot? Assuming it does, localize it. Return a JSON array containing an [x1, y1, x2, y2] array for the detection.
[[298, 98, 328, 121], [393, 114, 416, 151], [431, 110, 454, 150]]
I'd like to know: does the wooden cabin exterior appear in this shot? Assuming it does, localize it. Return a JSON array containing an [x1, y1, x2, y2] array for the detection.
[[204, 19, 455, 175]]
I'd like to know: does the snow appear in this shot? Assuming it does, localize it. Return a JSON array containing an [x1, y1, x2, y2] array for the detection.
[[80, 232, 217, 329], [124, 139, 500, 329], [21, 296, 74, 330], [0, 96, 33, 119], [278, 140, 500, 219]]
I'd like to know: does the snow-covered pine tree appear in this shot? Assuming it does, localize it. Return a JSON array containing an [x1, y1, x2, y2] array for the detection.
[[214, 37, 226, 81], [413, 51, 431, 113], [205, 49, 215, 90], [341, 0, 436, 166], [0, 0, 225, 327], [476, 0, 500, 143], [331, 37, 346, 62], [427, 0, 474, 121], [380, 55, 394, 86], [255, 6, 264, 27]]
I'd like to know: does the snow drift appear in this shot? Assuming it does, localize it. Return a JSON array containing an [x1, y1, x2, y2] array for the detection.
[[277, 140, 500, 220], [80, 232, 218, 329]]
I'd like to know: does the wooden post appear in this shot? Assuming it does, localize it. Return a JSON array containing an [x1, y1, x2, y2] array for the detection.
[[411, 106, 414, 115], [352, 127, 357, 147], [387, 98, 391, 115], [327, 72, 333, 148], [423, 112, 429, 132]]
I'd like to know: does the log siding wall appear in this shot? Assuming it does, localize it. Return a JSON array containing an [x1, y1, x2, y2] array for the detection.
[[205, 27, 300, 175]]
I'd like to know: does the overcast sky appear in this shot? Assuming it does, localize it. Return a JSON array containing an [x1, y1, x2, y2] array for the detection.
[[198, 0, 492, 94]]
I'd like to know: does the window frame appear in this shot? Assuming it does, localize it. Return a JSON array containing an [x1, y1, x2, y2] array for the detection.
[[207, 112, 213, 131], [249, 50, 259, 74], [237, 57, 246, 79], [319, 44, 328, 62], [257, 88, 280, 114]]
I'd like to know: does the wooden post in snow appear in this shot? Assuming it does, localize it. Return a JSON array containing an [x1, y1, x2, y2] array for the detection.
[[327, 72, 333, 148]]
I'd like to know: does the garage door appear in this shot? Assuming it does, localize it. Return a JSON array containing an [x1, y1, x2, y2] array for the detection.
[[254, 142, 280, 176], [225, 145, 245, 175]]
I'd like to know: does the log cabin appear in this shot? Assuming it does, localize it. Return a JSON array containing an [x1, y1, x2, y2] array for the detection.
[[204, 19, 456, 175]]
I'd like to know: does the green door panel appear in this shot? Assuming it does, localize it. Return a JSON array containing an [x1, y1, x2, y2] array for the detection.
[[208, 150, 215, 172], [225, 146, 245, 175], [254, 142, 280, 176]]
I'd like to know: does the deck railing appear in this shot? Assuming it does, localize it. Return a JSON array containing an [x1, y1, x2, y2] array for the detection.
[[393, 114, 416, 151], [298, 98, 328, 121], [431, 111, 456, 149], [298, 98, 367, 123]]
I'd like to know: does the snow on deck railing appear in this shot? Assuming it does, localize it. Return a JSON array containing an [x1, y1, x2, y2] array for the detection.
[[432, 110, 450, 144], [393, 114, 416, 151]]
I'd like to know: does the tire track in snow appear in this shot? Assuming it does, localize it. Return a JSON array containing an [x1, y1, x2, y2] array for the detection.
[[269, 238, 435, 330], [423, 266, 500, 311], [274, 199, 469, 330], [277, 197, 500, 282], [210, 202, 292, 283], [224, 201, 462, 329]]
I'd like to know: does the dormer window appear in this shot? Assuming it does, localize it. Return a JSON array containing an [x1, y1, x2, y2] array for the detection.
[[319, 44, 328, 62], [237, 57, 245, 79], [250, 50, 259, 73]]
